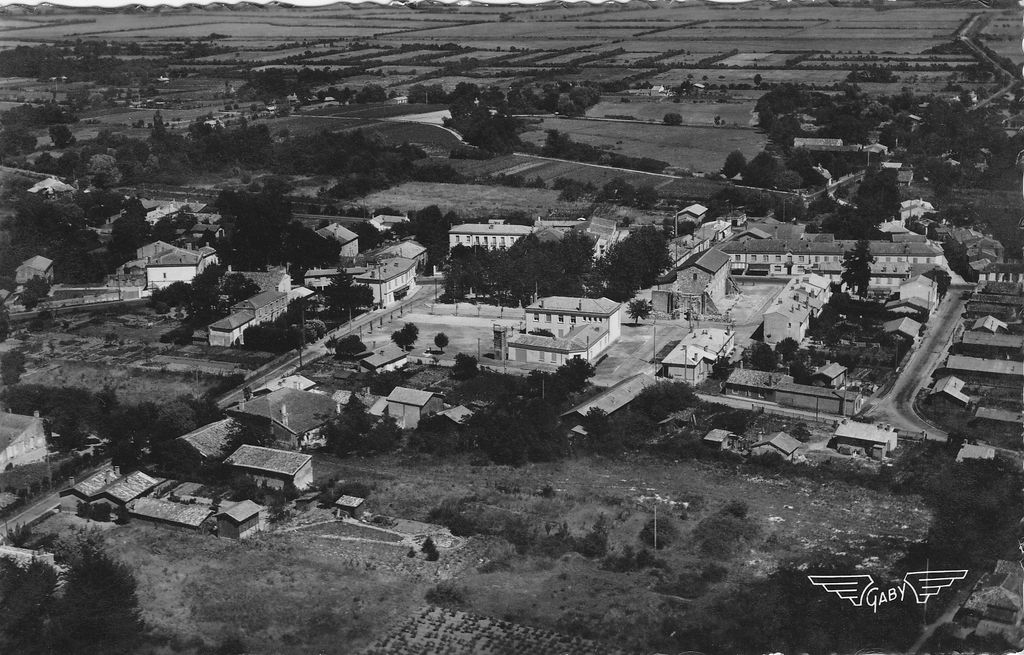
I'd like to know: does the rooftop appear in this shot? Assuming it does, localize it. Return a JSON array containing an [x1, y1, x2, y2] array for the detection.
[[719, 237, 941, 258], [834, 421, 897, 444], [224, 444, 312, 476], [352, 257, 417, 282], [209, 310, 255, 331], [317, 222, 358, 244], [677, 247, 730, 274], [129, 497, 213, 527], [450, 222, 534, 236], [528, 296, 621, 316], [361, 345, 408, 370], [438, 405, 474, 424], [812, 362, 847, 380], [883, 317, 922, 337], [100, 471, 161, 503], [19, 255, 53, 271], [562, 374, 656, 419], [387, 386, 437, 407], [725, 369, 793, 388], [960, 331, 1024, 350], [176, 418, 235, 459], [232, 291, 288, 312], [0, 411, 44, 454], [703, 428, 732, 443], [753, 431, 802, 455], [932, 376, 970, 405], [228, 388, 337, 435], [218, 499, 263, 523], [956, 444, 995, 462], [974, 407, 1023, 423], [334, 495, 365, 507], [946, 355, 1023, 377]]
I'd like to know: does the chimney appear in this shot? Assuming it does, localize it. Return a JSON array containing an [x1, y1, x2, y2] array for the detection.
[[280, 403, 289, 428], [33, 410, 40, 418], [112, 465, 120, 477]]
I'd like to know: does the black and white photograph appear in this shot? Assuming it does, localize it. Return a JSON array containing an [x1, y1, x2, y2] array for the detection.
[[0, 0, 1021, 653]]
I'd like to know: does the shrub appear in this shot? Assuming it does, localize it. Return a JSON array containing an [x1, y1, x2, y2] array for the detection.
[[421, 536, 439, 561], [425, 581, 467, 608], [639, 516, 676, 550], [693, 508, 760, 559]]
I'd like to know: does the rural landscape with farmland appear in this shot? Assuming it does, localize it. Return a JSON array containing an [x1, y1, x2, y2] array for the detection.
[[0, 1, 1022, 654]]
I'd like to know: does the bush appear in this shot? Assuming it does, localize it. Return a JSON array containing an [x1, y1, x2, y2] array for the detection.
[[421, 536, 440, 561], [639, 516, 676, 550], [693, 507, 761, 559], [425, 581, 467, 608], [451, 353, 478, 380]]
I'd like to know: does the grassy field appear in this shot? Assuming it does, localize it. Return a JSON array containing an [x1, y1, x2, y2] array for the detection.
[[519, 117, 766, 174], [357, 182, 585, 217], [586, 98, 755, 127]]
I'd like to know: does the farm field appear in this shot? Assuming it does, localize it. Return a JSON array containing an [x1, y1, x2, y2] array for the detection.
[[519, 117, 766, 174], [586, 98, 756, 127], [356, 182, 586, 217]]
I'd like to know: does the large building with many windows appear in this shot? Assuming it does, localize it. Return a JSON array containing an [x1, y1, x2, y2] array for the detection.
[[448, 221, 534, 251], [719, 237, 944, 291], [496, 296, 623, 366]]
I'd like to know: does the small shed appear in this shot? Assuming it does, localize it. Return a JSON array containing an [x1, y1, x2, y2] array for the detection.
[[956, 444, 996, 463], [217, 500, 264, 539], [809, 362, 848, 388], [750, 432, 803, 461], [294, 491, 321, 511], [334, 495, 365, 519], [386, 387, 443, 429], [702, 429, 733, 450], [128, 498, 213, 533]]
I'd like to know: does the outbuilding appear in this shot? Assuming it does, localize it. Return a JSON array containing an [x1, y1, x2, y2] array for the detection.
[[223, 445, 314, 490], [217, 500, 265, 539], [334, 495, 365, 519], [128, 497, 213, 533], [386, 387, 443, 429]]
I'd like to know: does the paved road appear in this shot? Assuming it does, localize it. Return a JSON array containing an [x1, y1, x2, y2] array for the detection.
[[1, 459, 112, 535], [864, 289, 969, 441], [215, 281, 439, 409]]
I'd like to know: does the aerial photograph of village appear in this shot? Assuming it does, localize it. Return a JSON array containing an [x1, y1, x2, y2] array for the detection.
[[0, 0, 1021, 653]]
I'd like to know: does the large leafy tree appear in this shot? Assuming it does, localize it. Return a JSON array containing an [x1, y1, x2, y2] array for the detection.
[[323, 272, 373, 318], [598, 226, 671, 301], [840, 239, 874, 298]]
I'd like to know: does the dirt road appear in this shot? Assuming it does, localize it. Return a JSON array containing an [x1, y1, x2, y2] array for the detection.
[[864, 289, 969, 441]]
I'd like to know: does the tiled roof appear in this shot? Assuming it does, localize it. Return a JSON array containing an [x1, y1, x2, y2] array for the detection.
[[317, 222, 358, 244], [562, 374, 656, 418], [813, 362, 847, 380], [100, 471, 161, 503], [129, 498, 213, 527], [703, 428, 732, 443], [387, 386, 437, 407], [334, 495, 365, 507], [209, 310, 254, 331], [63, 466, 120, 498], [834, 421, 897, 444], [932, 376, 970, 405], [508, 323, 606, 353], [972, 316, 1008, 333], [883, 317, 921, 337], [19, 255, 53, 271], [218, 499, 263, 523], [438, 405, 473, 424], [228, 388, 337, 435], [974, 407, 1023, 423], [236, 267, 290, 293], [450, 223, 534, 236], [677, 247, 730, 274], [753, 431, 802, 455], [956, 444, 995, 462], [360, 345, 408, 370], [176, 418, 236, 459], [352, 257, 417, 282], [0, 412, 43, 454], [725, 369, 792, 388], [528, 296, 621, 315], [960, 331, 1024, 350], [946, 355, 1023, 377], [224, 444, 312, 476], [232, 291, 288, 312], [719, 237, 941, 257]]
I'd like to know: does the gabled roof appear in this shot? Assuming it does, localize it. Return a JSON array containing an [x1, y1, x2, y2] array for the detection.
[[956, 444, 995, 462], [960, 331, 1024, 350], [231, 291, 288, 312], [450, 222, 534, 236], [679, 203, 708, 218], [438, 405, 473, 424], [352, 257, 417, 283], [725, 369, 792, 388], [677, 247, 730, 275], [753, 431, 802, 455], [528, 296, 621, 316], [946, 355, 1023, 377], [834, 421, 897, 444], [882, 317, 921, 338], [99, 471, 161, 503], [812, 362, 847, 380], [129, 497, 213, 527], [561, 374, 656, 419], [703, 428, 732, 443], [932, 376, 970, 405], [334, 495, 365, 508], [974, 407, 1023, 423], [61, 466, 120, 498], [218, 499, 263, 523], [224, 444, 312, 476], [317, 222, 358, 244], [387, 386, 437, 407], [19, 255, 53, 271], [176, 418, 236, 459], [28, 178, 74, 194], [0, 412, 44, 454], [227, 388, 337, 436], [235, 267, 290, 293], [209, 310, 254, 332], [360, 345, 408, 370]]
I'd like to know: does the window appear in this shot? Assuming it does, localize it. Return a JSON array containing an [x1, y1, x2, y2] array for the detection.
[[533, 313, 540, 321], [692, 273, 698, 281], [558, 314, 564, 323], [775, 255, 781, 262], [570, 315, 577, 323], [546, 314, 551, 322]]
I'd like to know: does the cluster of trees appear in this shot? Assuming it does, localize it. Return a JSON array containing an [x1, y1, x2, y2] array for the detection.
[[323, 394, 402, 456], [539, 129, 670, 174], [819, 167, 901, 239], [151, 265, 260, 320], [444, 225, 668, 305], [444, 83, 523, 154], [0, 536, 146, 655], [444, 230, 596, 305], [1, 383, 221, 468], [413, 79, 602, 117]]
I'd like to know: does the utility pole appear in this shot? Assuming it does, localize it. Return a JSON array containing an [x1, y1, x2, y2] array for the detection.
[[298, 298, 306, 368]]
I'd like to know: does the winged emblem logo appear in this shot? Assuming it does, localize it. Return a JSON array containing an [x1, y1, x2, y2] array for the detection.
[[808, 570, 968, 612]]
